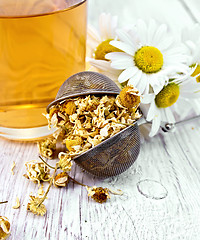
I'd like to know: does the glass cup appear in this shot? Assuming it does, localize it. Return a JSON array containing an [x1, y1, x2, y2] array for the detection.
[[0, 0, 87, 140]]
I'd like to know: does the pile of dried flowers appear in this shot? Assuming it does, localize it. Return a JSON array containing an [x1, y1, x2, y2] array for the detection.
[[24, 86, 140, 216], [46, 86, 140, 157]]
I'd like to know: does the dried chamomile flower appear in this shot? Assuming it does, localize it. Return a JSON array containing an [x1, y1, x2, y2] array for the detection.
[[11, 161, 15, 175], [49, 106, 59, 119], [27, 195, 47, 216], [53, 172, 69, 187], [58, 152, 73, 172], [25, 161, 51, 185], [86, 186, 111, 203], [65, 136, 83, 151], [62, 101, 76, 115], [37, 137, 56, 159], [12, 197, 20, 209], [0, 216, 10, 240], [118, 86, 140, 110]]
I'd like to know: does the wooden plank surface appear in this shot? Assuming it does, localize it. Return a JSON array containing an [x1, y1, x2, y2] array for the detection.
[[1, 0, 200, 239], [88, 0, 196, 34], [1, 120, 200, 239]]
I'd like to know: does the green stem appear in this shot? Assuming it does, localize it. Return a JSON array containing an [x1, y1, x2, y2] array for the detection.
[[37, 164, 58, 207], [39, 156, 55, 169]]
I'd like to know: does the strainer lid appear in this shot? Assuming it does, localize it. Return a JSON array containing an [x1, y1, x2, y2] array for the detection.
[[47, 71, 120, 112]]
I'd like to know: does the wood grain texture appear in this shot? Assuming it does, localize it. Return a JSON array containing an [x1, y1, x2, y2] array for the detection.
[[88, 0, 196, 35], [1, 0, 200, 239], [181, 0, 200, 23], [1, 120, 200, 240]]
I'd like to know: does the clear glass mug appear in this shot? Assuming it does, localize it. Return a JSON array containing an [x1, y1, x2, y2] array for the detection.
[[0, 0, 87, 140]]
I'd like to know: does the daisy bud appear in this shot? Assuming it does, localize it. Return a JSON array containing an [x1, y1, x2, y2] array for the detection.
[[86, 186, 111, 203], [27, 196, 47, 216], [53, 172, 69, 187], [37, 137, 56, 159], [118, 86, 140, 109], [25, 161, 51, 185]]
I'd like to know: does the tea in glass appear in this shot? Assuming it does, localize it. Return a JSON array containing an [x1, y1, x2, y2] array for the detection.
[[0, 0, 87, 140]]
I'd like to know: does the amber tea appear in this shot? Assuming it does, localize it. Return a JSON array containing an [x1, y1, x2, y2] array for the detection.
[[0, 0, 87, 140]]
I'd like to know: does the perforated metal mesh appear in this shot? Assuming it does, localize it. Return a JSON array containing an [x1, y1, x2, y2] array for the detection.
[[74, 124, 140, 178], [46, 71, 141, 178], [47, 71, 120, 112]]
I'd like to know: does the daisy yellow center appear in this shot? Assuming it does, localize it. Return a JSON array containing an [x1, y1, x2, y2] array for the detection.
[[155, 83, 180, 108], [94, 39, 121, 60], [134, 46, 163, 73], [191, 64, 200, 82]]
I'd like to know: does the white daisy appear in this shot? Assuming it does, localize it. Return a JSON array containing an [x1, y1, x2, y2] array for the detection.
[[87, 12, 119, 60], [87, 13, 122, 87], [181, 23, 200, 114], [106, 19, 189, 95], [182, 23, 200, 66], [141, 71, 200, 137]]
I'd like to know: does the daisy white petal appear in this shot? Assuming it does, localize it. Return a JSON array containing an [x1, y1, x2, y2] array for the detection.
[[110, 40, 135, 55], [164, 107, 176, 123], [116, 29, 136, 48], [180, 78, 200, 92], [129, 70, 143, 87], [180, 92, 200, 98], [185, 40, 197, 55], [128, 74, 140, 87], [157, 36, 174, 51], [136, 74, 148, 94], [106, 52, 131, 60], [118, 67, 137, 82], [143, 76, 150, 94], [89, 58, 121, 74], [149, 113, 161, 137], [107, 54, 134, 69], [149, 75, 166, 94], [87, 24, 102, 44], [99, 13, 117, 40], [146, 100, 157, 121], [152, 24, 167, 45], [136, 19, 147, 43], [147, 19, 157, 44]]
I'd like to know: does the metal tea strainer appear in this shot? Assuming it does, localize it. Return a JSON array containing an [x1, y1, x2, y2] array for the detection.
[[47, 71, 140, 178], [47, 71, 200, 178]]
